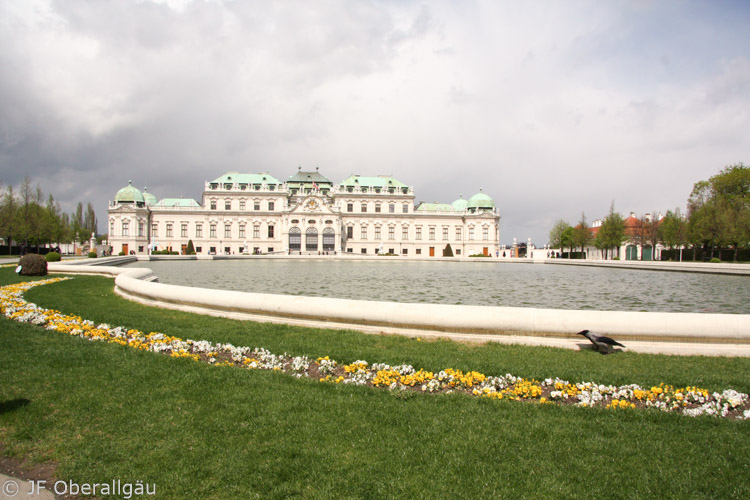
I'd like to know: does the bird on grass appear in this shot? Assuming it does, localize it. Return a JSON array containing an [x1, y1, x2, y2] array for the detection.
[[577, 330, 626, 354]]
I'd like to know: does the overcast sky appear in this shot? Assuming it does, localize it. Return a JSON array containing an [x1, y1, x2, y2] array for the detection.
[[1, 0, 748, 244]]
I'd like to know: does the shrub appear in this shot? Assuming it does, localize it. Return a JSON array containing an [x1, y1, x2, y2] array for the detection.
[[185, 240, 196, 255], [19, 254, 47, 276], [88, 251, 98, 258], [118, 251, 126, 256], [443, 244, 454, 257], [45, 251, 61, 262], [612, 257, 620, 260], [710, 257, 721, 263]]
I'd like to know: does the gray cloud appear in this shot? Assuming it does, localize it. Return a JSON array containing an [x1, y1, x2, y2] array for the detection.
[[1, 0, 748, 243]]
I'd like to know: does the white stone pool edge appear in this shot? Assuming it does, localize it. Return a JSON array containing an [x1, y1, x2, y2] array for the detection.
[[47, 260, 750, 357]]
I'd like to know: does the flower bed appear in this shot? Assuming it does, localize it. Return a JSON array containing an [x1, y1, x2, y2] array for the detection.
[[3, 278, 750, 419]]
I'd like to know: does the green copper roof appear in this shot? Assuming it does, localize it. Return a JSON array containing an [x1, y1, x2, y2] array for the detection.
[[288, 170, 332, 184], [210, 172, 281, 185], [142, 188, 158, 206], [339, 175, 408, 189], [115, 181, 145, 204], [468, 190, 495, 209], [416, 202, 455, 212], [154, 198, 200, 208], [451, 197, 468, 211]]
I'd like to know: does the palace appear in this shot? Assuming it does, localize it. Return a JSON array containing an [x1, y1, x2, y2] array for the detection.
[[107, 168, 500, 258]]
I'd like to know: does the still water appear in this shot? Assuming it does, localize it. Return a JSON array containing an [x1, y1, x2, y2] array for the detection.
[[124, 259, 750, 314]]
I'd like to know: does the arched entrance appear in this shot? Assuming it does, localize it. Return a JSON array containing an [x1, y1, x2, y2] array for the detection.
[[322, 228, 335, 252], [642, 246, 653, 261], [626, 245, 637, 260], [289, 227, 301, 252], [306, 227, 318, 252]]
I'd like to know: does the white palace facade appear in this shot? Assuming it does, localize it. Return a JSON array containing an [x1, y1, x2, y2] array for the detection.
[[108, 168, 500, 258]]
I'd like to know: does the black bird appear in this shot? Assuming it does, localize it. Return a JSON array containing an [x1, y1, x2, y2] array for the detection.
[[577, 330, 626, 354]]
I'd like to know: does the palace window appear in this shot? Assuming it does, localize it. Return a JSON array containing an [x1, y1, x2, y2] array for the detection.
[[166, 223, 172, 237], [375, 204, 381, 213], [268, 225, 274, 238], [389, 204, 395, 213], [254, 201, 260, 211], [388, 226, 395, 240], [138, 221, 144, 237], [361, 226, 367, 240], [110, 220, 114, 235], [374, 226, 381, 240], [416, 227, 422, 240], [416, 248, 422, 255], [225, 200, 231, 210], [210, 225, 217, 238], [456, 227, 462, 240], [483, 227, 489, 240], [429, 227, 435, 240], [122, 221, 129, 237], [268, 201, 275, 211], [196, 224, 203, 238], [442, 227, 449, 240], [224, 224, 231, 238], [469, 227, 475, 240], [239, 224, 246, 238], [402, 226, 408, 240], [402, 204, 409, 213], [181, 224, 188, 238], [253, 225, 260, 239], [361, 203, 367, 212], [239, 200, 246, 210], [347, 203, 353, 213], [210, 200, 216, 210], [152, 223, 158, 237], [347, 226, 353, 239]]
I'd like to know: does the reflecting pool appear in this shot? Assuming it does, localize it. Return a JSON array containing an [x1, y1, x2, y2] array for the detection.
[[124, 259, 750, 314], [120, 258, 750, 314]]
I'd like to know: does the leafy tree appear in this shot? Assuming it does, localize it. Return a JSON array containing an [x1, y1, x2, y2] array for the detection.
[[658, 209, 687, 251], [642, 211, 661, 261], [0, 184, 17, 254], [594, 202, 626, 259], [561, 226, 575, 257], [548, 220, 571, 251], [710, 163, 750, 261], [43, 195, 64, 246], [84, 202, 98, 236], [572, 213, 593, 256], [185, 239, 196, 255], [686, 164, 750, 261]]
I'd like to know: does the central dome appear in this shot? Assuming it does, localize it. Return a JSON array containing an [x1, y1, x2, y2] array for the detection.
[[467, 190, 495, 210], [115, 181, 145, 204]]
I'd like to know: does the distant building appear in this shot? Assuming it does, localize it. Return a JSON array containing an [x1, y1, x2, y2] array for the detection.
[[107, 168, 501, 257], [586, 211, 667, 260]]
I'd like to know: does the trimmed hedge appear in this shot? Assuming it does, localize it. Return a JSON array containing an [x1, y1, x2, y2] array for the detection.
[[18, 254, 47, 276], [661, 248, 750, 262], [45, 252, 61, 262]]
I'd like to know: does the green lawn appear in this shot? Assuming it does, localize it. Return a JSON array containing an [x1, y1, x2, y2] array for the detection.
[[1, 267, 749, 499]]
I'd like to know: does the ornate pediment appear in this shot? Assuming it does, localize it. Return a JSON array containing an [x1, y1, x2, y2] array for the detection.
[[290, 196, 338, 215]]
